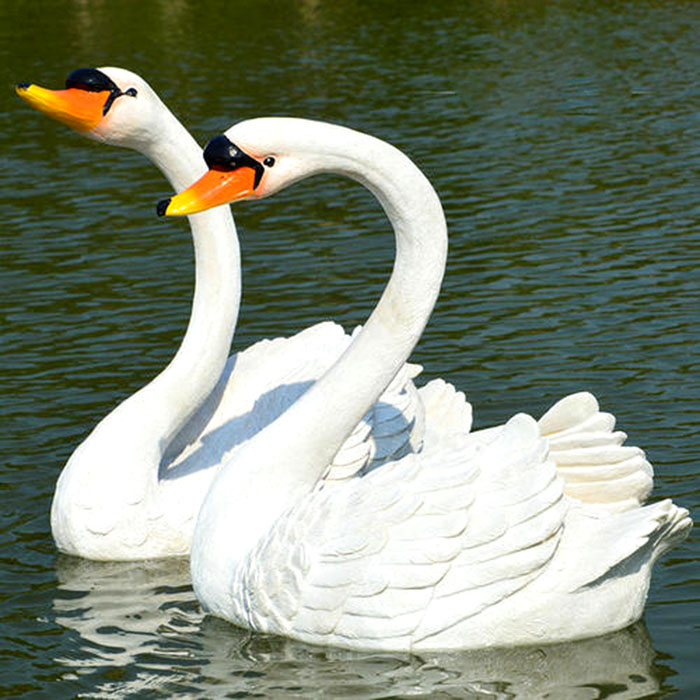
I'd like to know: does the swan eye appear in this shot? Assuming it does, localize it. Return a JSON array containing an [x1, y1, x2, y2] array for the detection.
[[125, 87, 138, 97], [263, 156, 275, 167]]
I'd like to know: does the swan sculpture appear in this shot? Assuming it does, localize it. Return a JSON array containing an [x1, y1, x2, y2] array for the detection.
[[159, 118, 691, 650], [15, 68, 424, 560], [16, 69, 680, 571]]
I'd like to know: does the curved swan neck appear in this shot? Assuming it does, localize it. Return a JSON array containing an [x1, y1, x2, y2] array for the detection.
[[193, 121, 447, 607], [255, 122, 447, 457], [286, 126, 447, 462], [92, 99, 241, 460]]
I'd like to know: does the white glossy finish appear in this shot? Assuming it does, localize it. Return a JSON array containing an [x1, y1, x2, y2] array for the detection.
[[190, 118, 691, 651]]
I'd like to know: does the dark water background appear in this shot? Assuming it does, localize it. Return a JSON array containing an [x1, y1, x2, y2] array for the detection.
[[1, 0, 698, 697]]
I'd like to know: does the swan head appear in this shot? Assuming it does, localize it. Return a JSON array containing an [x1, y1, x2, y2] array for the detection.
[[158, 117, 360, 216], [15, 67, 166, 151]]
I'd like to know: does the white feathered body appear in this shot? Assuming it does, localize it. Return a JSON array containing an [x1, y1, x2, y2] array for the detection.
[[214, 398, 689, 651]]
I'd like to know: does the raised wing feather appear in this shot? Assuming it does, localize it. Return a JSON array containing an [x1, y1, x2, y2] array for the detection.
[[538, 392, 653, 511], [232, 413, 567, 650], [322, 360, 425, 484], [162, 322, 349, 480], [418, 378, 473, 441], [165, 321, 424, 487]]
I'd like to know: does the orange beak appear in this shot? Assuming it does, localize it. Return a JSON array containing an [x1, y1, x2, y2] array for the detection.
[[15, 83, 109, 133], [157, 166, 258, 217]]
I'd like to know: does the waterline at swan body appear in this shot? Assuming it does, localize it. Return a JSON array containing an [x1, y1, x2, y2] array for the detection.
[[163, 118, 691, 650], [16, 69, 424, 560]]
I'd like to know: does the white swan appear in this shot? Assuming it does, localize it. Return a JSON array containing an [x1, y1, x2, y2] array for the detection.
[[16, 68, 424, 560], [161, 118, 691, 651]]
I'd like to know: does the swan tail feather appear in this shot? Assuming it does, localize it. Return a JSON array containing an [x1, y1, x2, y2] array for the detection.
[[558, 500, 692, 592], [538, 392, 653, 511]]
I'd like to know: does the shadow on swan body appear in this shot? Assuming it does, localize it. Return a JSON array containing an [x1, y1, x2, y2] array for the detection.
[[161, 117, 691, 651]]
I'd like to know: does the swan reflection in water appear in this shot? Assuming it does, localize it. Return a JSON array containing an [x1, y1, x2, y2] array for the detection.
[[53, 557, 668, 698]]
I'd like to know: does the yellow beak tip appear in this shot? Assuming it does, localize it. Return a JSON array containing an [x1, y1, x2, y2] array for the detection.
[[156, 196, 197, 217]]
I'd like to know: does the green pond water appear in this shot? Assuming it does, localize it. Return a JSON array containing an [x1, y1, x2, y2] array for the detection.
[[1, 0, 698, 697]]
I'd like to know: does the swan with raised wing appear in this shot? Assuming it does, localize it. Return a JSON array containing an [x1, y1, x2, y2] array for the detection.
[[15, 69, 424, 560], [160, 117, 691, 650]]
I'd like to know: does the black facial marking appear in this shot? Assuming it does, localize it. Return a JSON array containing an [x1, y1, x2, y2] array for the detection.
[[203, 135, 265, 189], [65, 67, 120, 93], [64, 67, 133, 117]]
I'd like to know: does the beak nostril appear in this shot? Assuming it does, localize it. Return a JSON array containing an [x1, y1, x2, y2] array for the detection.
[[15, 83, 30, 90]]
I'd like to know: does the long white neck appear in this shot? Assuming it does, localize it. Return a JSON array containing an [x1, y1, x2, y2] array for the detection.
[[192, 122, 447, 616], [87, 102, 241, 466]]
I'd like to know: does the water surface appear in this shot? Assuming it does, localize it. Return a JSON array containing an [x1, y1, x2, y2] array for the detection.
[[1, 0, 698, 697]]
